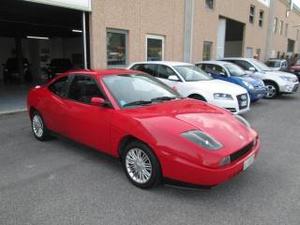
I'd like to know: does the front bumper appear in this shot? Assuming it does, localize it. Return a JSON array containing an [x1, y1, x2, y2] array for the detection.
[[210, 93, 250, 114], [249, 88, 266, 101], [279, 81, 299, 94], [162, 139, 260, 187]]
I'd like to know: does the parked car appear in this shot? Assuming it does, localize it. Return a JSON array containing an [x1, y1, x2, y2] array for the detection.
[[289, 59, 300, 80], [220, 58, 299, 98], [196, 61, 266, 102], [47, 58, 73, 79], [128, 61, 250, 114], [265, 59, 288, 71], [27, 69, 260, 189], [2, 57, 32, 83]]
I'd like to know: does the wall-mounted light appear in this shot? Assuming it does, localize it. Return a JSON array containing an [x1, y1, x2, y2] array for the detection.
[[27, 35, 49, 40], [72, 29, 83, 33]]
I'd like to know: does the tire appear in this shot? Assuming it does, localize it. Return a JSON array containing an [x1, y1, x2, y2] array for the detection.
[[189, 94, 207, 102], [31, 111, 50, 141], [264, 81, 279, 99], [121, 141, 162, 189]]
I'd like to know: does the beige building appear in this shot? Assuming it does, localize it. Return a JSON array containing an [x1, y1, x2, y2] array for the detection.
[[89, 0, 300, 69]]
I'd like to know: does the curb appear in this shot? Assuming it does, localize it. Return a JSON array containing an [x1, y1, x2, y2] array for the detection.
[[0, 108, 27, 116]]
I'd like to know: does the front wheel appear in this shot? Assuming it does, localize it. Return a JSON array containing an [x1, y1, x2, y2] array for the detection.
[[264, 82, 279, 99], [121, 141, 162, 189], [31, 111, 50, 141]]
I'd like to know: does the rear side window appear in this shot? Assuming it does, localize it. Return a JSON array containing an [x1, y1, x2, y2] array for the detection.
[[131, 64, 158, 77], [205, 64, 226, 75], [68, 75, 104, 104], [48, 76, 69, 97], [232, 60, 253, 70]]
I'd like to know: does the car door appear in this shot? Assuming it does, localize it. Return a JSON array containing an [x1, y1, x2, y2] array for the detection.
[[43, 75, 70, 135], [64, 74, 112, 152]]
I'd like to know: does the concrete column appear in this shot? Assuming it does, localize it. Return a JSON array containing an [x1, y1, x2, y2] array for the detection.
[[265, 0, 276, 60], [183, 0, 194, 63]]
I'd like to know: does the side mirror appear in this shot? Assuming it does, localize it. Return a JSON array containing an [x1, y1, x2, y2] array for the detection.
[[248, 67, 256, 72], [90, 97, 105, 106], [168, 75, 180, 81]]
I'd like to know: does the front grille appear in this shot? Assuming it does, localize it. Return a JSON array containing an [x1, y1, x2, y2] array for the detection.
[[230, 141, 254, 162], [237, 94, 248, 110]]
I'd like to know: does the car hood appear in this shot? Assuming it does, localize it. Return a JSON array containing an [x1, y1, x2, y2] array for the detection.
[[265, 70, 298, 78], [122, 99, 254, 151], [186, 79, 247, 95], [240, 75, 265, 87]]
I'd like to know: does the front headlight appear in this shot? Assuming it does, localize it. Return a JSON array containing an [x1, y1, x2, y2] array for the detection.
[[242, 81, 254, 90], [213, 93, 233, 100], [235, 115, 251, 128], [181, 130, 223, 150], [280, 76, 294, 82]]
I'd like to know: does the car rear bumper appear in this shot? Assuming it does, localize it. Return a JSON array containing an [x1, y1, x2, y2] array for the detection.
[[162, 139, 260, 186]]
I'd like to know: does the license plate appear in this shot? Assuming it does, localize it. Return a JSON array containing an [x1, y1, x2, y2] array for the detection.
[[243, 154, 255, 171], [241, 101, 247, 107]]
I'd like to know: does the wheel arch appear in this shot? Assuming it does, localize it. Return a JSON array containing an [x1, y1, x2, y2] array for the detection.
[[188, 93, 207, 101]]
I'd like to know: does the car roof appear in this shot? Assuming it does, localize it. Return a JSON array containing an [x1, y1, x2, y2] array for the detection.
[[266, 59, 285, 62], [130, 61, 193, 67], [60, 69, 142, 77], [196, 60, 232, 66], [220, 57, 254, 61]]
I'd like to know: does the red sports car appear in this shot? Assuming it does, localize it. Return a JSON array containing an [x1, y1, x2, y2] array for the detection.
[[27, 69, 260, 189]]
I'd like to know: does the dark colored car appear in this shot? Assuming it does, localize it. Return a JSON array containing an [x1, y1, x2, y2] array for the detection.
[[2, 58, 32, 83], [289, 59, 300, 80], [47, 58, 73, 80]]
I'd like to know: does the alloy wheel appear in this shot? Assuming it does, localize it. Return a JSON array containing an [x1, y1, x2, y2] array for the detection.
[[125, 147, 153, 184], [32, 114, 44, 138]]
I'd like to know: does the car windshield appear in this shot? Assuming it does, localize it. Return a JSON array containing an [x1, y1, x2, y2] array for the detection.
[[174, 65, 212, 81], [102, 74, 180, 108], [223, 63, 247, 76], [249, 59, 271, 71], [266, 61, 280, 67]]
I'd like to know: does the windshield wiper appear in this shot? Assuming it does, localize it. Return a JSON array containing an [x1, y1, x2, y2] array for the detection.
[[123, 100, 153, 107], [151, 96, 177, 102]]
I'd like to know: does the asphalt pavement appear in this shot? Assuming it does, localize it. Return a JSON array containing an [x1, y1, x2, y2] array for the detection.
[[0, 92, 300, 225]]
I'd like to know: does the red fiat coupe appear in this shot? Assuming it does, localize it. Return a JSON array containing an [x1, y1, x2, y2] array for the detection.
[[27, 69, 260, 189]]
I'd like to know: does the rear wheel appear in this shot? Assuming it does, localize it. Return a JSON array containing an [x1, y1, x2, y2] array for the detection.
[[264, 81, 279, 99], [31, 111, 50, 141], [121, 141, 161, 189]]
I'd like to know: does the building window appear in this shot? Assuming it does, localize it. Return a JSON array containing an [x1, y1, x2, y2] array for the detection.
[[287, 39, 295, 53], [246, 47, 253, 58], [279, 20, 284, 35], [106, 29, 128, 66], [273, 17, 278, 33], [146, 35, 164, 61], [285, 23, 289, 37], [205, 0, 214, 9], [297, 30, 300, 41], [259, 10, 264, 27], [249, 5, 255, 24], [203, 41, 213, 60]]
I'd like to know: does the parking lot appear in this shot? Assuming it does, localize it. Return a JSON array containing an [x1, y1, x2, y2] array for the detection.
[[0, 92, 300, 225]]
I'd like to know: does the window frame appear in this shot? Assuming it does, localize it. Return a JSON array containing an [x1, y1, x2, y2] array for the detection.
[[202, 41, 213, 61], [106, 28, 129, 68], [66, 74, 107, 105], [205, 0, 214, 10], [249, 5, 256, 24], [259, 10, 264, 27], [48, 76, 71, 99], [145, 34, 165, 61]]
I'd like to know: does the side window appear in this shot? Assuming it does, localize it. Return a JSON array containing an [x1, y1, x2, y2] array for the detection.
[[68, 75, 103, 104], [132, 64, 158, 77], [203, 64, 226, 75], [157, 65, 177, 79], [234, 60, 252, 70], [48, 76, 69, 97]]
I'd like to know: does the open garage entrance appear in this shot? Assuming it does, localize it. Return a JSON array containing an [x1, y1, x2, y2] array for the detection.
[[217, 17, 245, 58], [0, 0, 89, 113]]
